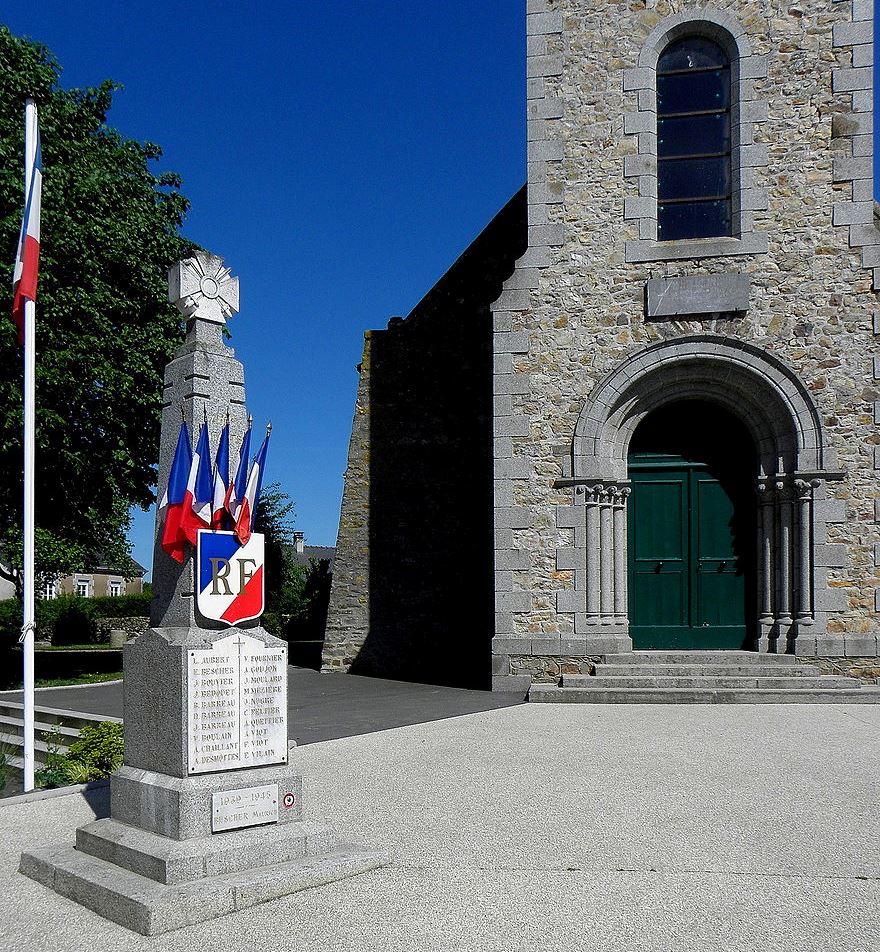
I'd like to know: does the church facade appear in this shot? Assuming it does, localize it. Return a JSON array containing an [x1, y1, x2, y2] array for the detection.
[[323, 0, 879, 691]]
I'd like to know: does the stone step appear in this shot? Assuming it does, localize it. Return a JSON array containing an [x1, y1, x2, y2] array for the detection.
[[20, 840, 389, 936], [0, 700, 121, 731], [561, 674, 857, 690], [0, 730, 66, 766], [76, 817, 339, 886], [529, 685, 880, 704], [0, 713, 81, 744], [596, 663, 818, 678], [601, 651, 800, 665]]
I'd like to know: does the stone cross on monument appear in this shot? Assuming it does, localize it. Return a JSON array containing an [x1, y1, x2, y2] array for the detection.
[[20, 251, 387, 935]]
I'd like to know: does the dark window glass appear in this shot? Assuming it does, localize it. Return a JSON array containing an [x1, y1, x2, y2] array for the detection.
[[657, 37, 732, 241], [658, 114, 731, 159], [658, 201, 732, 241], [658, 157, 731, 201], [657, 72, 730, 114]]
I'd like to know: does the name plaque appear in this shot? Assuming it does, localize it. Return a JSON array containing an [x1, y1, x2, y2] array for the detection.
[[211, 783, 279, 833], [187, 632, 287, 774]]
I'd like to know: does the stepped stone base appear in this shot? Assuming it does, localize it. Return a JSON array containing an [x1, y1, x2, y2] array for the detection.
[[528, 651, 880, 704], [19, 756, 390, 934], [21, 839, 387, 936]]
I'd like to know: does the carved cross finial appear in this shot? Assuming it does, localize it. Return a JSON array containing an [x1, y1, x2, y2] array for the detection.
[[168, 252, 240, 327]]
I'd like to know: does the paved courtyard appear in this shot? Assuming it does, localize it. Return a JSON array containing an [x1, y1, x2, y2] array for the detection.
[[1, 701, 878, 951]]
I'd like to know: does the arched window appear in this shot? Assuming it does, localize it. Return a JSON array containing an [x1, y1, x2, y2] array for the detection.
[[657, 37, 732, 241]]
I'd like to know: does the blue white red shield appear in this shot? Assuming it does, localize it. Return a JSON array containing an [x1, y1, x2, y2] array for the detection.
[[196, 530, 265, 625]]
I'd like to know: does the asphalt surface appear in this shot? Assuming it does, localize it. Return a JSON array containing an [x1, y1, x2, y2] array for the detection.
[[0, 668, 525, 746], [1, 703, 878, 951]]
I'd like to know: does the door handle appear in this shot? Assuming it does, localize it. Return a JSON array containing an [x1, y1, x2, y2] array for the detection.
[[655, 561, 664, 572]]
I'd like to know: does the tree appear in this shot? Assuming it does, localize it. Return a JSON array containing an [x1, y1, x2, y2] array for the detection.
[[0, 27, 195, 590], [253, 482, 300, 612]]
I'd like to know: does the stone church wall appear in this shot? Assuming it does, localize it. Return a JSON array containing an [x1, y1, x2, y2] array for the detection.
[[492, 0, 879, 687], [323, 189, 527, 687]]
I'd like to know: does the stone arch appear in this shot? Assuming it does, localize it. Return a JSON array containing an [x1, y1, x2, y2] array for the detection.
[[637, 8, 753, 70], [567, 336, 833, 654], [574, 336, 827, 481]]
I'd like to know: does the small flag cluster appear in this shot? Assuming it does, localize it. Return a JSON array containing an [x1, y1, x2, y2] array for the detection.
[[159, 416, 270, 564]]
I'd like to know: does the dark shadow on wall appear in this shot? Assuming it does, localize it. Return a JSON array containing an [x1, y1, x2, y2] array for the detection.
[[349, 187, 527, 690]]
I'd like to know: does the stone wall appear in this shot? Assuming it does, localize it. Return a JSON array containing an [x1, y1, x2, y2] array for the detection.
[[492, 0, 878, 687], [323, 189, 527, 688]]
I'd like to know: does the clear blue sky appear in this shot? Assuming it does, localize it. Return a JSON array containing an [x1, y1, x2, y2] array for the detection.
[[1, 4, 877, 578], [2, 1, 526, 576]]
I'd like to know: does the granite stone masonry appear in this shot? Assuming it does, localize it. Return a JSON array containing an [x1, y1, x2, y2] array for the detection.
[[19, 252, 388, 935], [327, 1, 880, 692]]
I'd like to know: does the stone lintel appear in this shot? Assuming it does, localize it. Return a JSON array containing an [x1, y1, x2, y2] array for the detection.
[[645, 274, 750, 318]]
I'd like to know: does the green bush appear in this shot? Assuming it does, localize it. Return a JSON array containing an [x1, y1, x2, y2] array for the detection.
[[89, 592, 152, 619], [51, 598, 100, 645], [36, 722, 124, 789]]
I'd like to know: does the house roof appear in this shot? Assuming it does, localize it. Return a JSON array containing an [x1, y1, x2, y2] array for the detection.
[[289, 546, 336, 569]]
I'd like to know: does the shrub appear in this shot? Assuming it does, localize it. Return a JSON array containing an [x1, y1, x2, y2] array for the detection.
[[36, 721, 124, 788], [50, 598, 100, 645]]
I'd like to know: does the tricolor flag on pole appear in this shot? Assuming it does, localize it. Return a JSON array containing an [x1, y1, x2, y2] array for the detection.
[[225, 416, 252, 526], [234, 423, 271, 546], [12, 102, 42, 346], [211, 418, 230, 529], [159, 421, 193, 563], [15, 99, 41, 792], [181, 420, 213, 546]]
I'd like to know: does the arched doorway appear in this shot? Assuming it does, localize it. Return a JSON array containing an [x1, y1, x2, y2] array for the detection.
[[568, 336, 837, 655], [626, 400, 757, 649]]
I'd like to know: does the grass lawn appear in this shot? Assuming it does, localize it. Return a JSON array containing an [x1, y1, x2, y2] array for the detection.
[[1, 671, 124, 690], [35, 644, 117, 651]]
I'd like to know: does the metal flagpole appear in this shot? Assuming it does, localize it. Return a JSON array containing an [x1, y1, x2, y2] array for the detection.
[[21, 98, 37, 792]]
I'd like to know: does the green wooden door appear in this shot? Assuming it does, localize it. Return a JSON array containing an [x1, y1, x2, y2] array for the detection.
[[628, 458, 747, 649]]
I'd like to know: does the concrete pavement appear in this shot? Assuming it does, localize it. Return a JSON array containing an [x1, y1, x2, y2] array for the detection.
[[1, 702, 878, 950]]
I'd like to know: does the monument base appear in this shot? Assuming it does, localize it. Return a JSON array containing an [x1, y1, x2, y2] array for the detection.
[[19, 752, 389, 934], [20, 837, 386, 936]]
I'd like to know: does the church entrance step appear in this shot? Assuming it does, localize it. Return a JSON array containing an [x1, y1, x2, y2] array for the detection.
[[560, 674, 857, 690], [596, 663, 817, 678], [529, 685, 880, 704], [600, 651, 800, 665], [528, 651, 880, 703]]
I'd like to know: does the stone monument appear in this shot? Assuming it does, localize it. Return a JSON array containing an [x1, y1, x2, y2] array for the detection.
[[19, 251, 388, 935]]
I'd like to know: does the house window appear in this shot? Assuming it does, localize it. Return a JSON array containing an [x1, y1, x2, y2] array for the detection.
[[76, 579, 90, 598], [108, 580, 122, 597], [43, 581, 57, 599], [657, 37, 732, 241]]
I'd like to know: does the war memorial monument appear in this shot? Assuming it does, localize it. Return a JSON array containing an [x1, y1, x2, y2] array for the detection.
[[17, 252, 387, 935]]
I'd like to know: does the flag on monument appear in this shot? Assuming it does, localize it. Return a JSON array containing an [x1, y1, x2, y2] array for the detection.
[[159, 421, 193, 563], [181, 421, 214, 545], [225, 418, 252, 525], [234, 425, 271, 546], [11, 110, 42, 345], [211, 420, 230, 529]]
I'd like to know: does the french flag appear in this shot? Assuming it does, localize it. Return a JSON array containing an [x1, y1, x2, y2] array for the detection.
[[11, 107, 42, 345], [225, 419, 252, 526], [211, 420, 230, 529], [159, 422, 193, 563], [181, 421, 214, 546], [234, 425, 271, 546]]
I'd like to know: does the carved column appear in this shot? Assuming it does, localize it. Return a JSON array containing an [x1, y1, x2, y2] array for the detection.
[[757, 480, 774, 626], [599, 487, 614, 623], [613, 487, 630, 624], [585, 485, 601, 623], [775, 478, 793, 634], [794, 478, 816, 624]]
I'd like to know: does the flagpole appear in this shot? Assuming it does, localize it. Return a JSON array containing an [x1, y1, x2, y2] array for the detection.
[[21, 98, 37, 792]]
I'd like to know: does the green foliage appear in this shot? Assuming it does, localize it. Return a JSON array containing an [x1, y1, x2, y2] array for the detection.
[[0, 592, 151, 650], [254, 482, 297, 600], [36, 721, 123, 788], [0, 25, 196, 585]]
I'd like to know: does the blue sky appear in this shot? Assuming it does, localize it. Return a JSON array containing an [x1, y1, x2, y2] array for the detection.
[[2, 1, 526, 575], [2, 3, 877, 577]]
